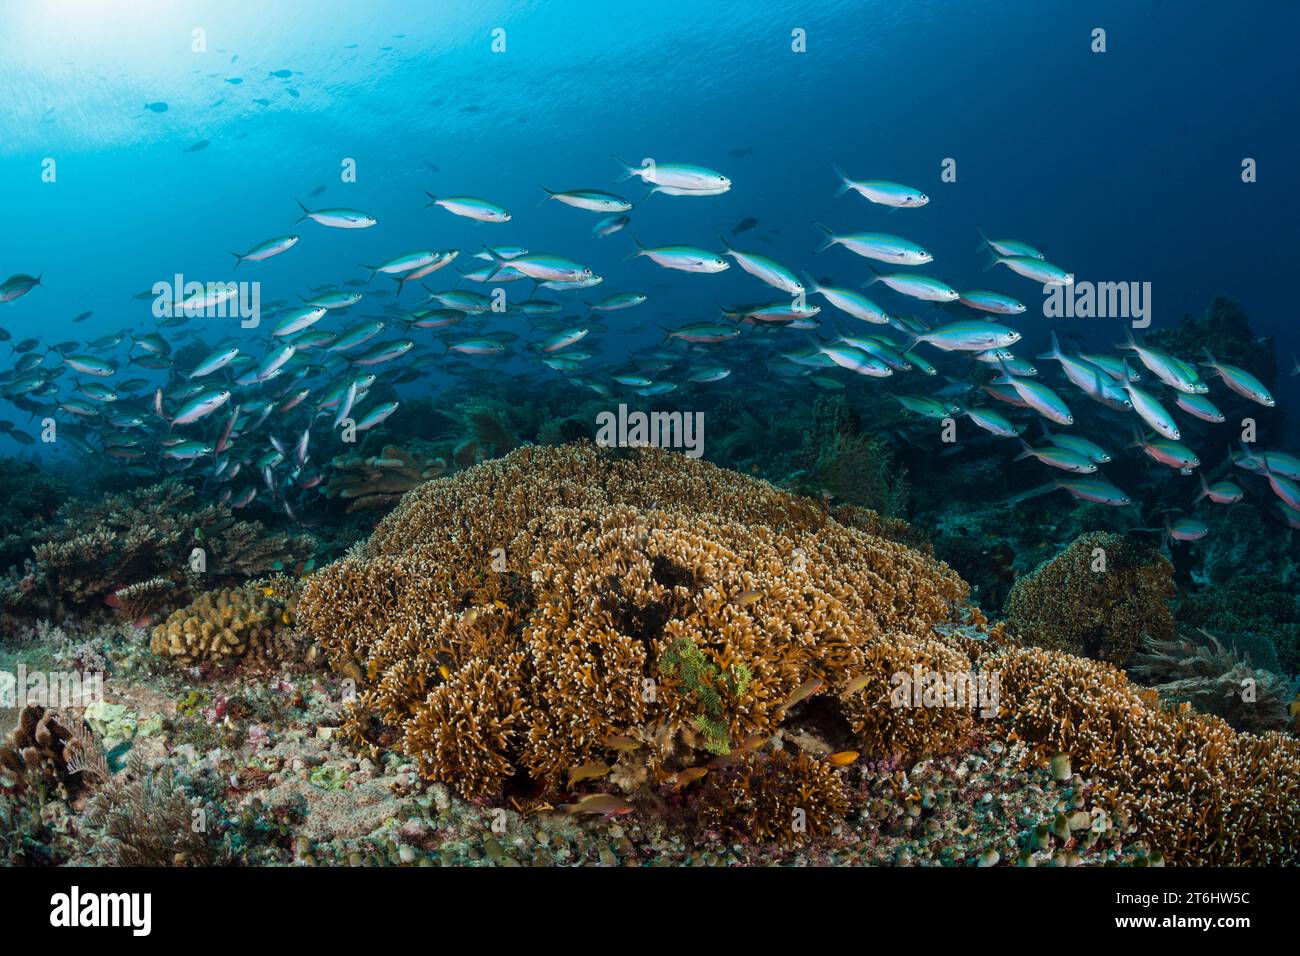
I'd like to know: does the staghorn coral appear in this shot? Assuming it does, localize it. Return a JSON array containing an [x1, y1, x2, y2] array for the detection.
[[1003, 531, 1175, 666], [1131, 629, 1293, 733], [989, 644, 1300, 865], [150, 583, 295, 666], [298, 443, 968, 809], [5, 480, 314, 620], [322, 444, 447, 513]]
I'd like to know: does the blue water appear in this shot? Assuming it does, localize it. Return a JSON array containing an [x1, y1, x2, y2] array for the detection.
[[1, 0, 1298, 457]]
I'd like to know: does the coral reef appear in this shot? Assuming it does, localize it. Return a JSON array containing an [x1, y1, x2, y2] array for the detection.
[[989, 644, 1300, 865], [1003, 531, 1176, 666], [298, 443, 967, 829], [0, 480, 314, 621], [322, 444, 447, 513]]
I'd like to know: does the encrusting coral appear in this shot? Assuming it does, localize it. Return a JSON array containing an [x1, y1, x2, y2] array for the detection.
[[1002, 531, 1175, 666], [297, 444, 1300, 863]]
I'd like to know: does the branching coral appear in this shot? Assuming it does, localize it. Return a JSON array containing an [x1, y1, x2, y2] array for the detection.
[[296, 444, 1300, 862], [298, 443, 968, 813], [1003, 531, 1175, 666], [322, 445, 447, 513], [697, 750, 850, 845], [3, 480, 314, 620], [988, 645, 1300, 865]]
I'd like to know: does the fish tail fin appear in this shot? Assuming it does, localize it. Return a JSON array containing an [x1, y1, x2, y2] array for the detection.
[[830, 163, 853, 197], [612, 154, 636, 182], [811, 220, 836, 253], [480, 244, 508, 280], [799, 271, 821, 293], [861, 263, 883, 288], [294, 199, 310, 223], [980, 248, 1002, 272], [1198, 348, 1218, 369], [1195, 471, 1211, 503], [1013, 438, 1034, 461], [360, 264, 377, 282], [1034, 330, 1063, 361], [420, 189, 439, 209], [1004, 481, 1058, 507], [229, 252, 243, 269], [1116, 326, 1139, 351], [623, 235, 646, 261], [718, 234, 733, 255], [536, 185, 555, 207], [973, 225, 991, 254]]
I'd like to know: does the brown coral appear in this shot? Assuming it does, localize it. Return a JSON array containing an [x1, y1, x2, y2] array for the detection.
[[150, 583, 293, 666], [296, 444, 1300, 863], [298, 443, 968, 805], [989, 644, 1300, 865], [698, 750, 850, 845], [1003, 531, 1175, 666]]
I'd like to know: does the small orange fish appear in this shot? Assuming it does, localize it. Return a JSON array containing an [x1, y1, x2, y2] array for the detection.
[[464, 607, 481, 625], [781, 677, 825, 710], [561, 793, 635, 816], [567, 761, 610, 788], [841, 675, 871, 697], [600, 734, 642, 752], [673, 766, 709, 789], [437, 665, 451, 680], [493, 599, 507, 610], [731, 589, 762, 608], [737, 732, 771, 752], [827, 751, 859, 766]]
